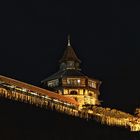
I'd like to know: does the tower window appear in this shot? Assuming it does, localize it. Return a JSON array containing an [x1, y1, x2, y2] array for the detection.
[[67, 78, 81, 86], [88, 80, 96, 88], [48, 79, 59, 87], [88, 93, 92, 96], [67, 61, 75, 69], [60, 63, 66, 70], [77, 79, 80, 83], [70, 90, 78, 95]]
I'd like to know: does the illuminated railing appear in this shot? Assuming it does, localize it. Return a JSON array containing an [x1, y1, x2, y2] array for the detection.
[[86, 107, 140, 132], [0, 75, 140, 132], [0, 83, 76, 107]]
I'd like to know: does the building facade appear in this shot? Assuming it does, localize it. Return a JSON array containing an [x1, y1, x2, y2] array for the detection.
[[41, 36, 101, 108]]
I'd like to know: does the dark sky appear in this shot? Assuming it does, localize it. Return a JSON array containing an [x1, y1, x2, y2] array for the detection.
[[1, 0, 140, 112]]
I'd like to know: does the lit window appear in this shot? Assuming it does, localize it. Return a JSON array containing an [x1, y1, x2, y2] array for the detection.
[[67, 78, 81, 86], [64, 89, 68, 94], [48, 79, 59, 87], [67, 79, 71, 84], [88, 80, 96, 88], [77, 79, 80, 83]]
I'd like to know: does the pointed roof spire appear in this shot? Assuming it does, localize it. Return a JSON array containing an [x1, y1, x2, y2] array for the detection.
[[59, 36, 81, 63], [67, 35, 71, 46]]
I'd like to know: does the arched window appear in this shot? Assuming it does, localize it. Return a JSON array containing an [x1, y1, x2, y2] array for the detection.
[[88, 93, 92, 96], [70, 91, 77, 95]]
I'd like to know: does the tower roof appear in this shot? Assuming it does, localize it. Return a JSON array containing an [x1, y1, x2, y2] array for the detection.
[[59, 36, 81, 63], [41, 69, 86, 82]]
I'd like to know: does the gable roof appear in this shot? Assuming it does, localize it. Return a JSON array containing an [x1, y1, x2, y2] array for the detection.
[[0, 75, 79, 106]]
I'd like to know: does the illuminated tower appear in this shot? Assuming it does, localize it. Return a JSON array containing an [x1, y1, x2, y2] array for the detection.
[[41, 36, 101, 108]]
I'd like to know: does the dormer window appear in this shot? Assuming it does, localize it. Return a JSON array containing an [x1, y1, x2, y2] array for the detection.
[[60, 63, 66, 70], [67, 61, 75, 69]]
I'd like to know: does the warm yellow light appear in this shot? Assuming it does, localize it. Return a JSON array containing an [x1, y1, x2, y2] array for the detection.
[[64, 89, 68, 94], [79, 89, 83, 95]]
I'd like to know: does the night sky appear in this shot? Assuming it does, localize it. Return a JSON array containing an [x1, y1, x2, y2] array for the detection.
[[1, 0, 140, 113]]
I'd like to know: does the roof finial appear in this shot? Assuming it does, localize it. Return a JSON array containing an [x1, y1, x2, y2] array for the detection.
[[68, 35, 71, 46]]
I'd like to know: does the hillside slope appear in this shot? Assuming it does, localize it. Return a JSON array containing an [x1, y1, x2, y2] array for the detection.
[[0, 97, 139, 140]]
